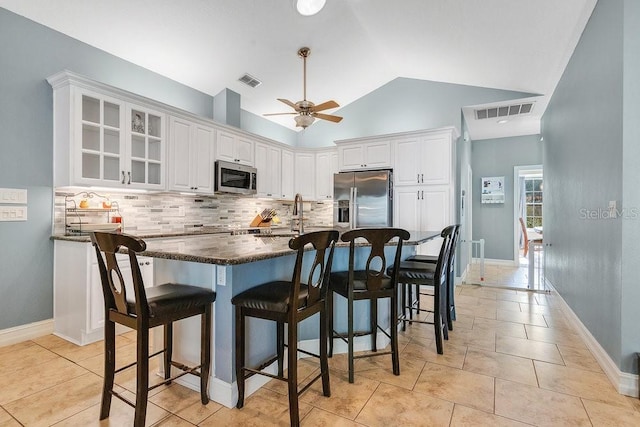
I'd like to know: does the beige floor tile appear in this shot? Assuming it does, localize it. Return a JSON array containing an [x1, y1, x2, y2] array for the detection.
[[524, 324, 587, 349], [262, 359, 320, 396], [174, 398, 223, 425], [446, 327, 496, 351], [469, 305, 497, 320], [450, 313, 475, 330], [495, 379, 591, 426], [556, 344, 603, 372], [33, 334, 132, 363], [401, 337, 467, 369], [582, 398, 640, 426], [455, 294, 481, 307], [0, 356, 88, 404], [542, 313, 574, 330], [149, 383, 203, 414], [0, 406, 20, 426], [534, 361, 628, 406], [463, 348, 537, 386], [494, 293, 537, 304], [301, 368, 379, 420], [496, 335, 563, 364], [0, 342, 59, 376], [519, 303, 563, 316], [300, 407, 364, 426], [200, 393, 307, 426], [359, 354, 426, 390], [356, 382, 454, 426], [450, 404, 531, 426], [625, 395, 640, 412], [496, 310, 548, 327], [0, 340, 37, 355], [472, 318, 527, 339], [51, 390, 170, 427], [3, 372, 104, 426], [150, 414, 197, 426], [414, 362, 495, 413]]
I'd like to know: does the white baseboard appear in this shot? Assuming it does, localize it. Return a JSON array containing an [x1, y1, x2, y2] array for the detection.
[[482, 258, 517, 266], [0, 319, 54, 347], [546, 279, 639, 398]]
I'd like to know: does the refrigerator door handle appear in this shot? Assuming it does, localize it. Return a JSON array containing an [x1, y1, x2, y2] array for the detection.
[[351, 187, 358, 228]]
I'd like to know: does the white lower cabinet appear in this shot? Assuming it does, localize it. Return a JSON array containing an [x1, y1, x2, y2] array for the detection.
[[54, 240, 153, 345], [395, 185, 451, 255]]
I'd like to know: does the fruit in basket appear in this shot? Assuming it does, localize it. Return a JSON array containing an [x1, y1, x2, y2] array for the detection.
[[79, 199, 89, 209]]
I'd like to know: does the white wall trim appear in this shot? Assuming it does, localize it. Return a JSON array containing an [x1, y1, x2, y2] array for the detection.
[[546, 278, 639, 397], [483, 258, 517, 266], [0, 319, 54, 348]]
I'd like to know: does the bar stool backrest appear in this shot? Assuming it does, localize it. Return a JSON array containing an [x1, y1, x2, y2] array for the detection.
[[435, 225, 456, 286], [288, 230, 340, 312], [340, 228, 411, 291], [91, 232, 148, 318]]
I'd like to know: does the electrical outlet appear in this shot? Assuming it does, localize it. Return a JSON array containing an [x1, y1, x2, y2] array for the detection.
[[216, 265, 226, 286], [0, 188, 27, 204], [0, 206, 27, 221]]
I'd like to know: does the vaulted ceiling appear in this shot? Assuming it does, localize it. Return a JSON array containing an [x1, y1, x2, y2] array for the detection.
[[0, 0, 597, 139]]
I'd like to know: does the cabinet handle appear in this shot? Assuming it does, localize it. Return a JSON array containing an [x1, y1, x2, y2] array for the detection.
[[127, 171, 131, 185], [417, 190, 420, 200], [417, 174, 420, 183], [422, 190, 424, 200], [421, 174, 424, 183], [121, 171, 125, 184]]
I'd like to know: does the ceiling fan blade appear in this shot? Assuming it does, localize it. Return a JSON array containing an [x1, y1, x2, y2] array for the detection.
[[277, 98, 300, 111], [263, 112, 298, 116], [313, 112, 343, 123], [309, 100, 339, 112]]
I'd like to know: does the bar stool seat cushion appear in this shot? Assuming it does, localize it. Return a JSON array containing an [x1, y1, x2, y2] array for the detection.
[[126, 284, 216, 318], [232, 281, 309, 312], [388, 261, 436, 281], [405, 254, 438, 263], [330, 270, 393, 294]]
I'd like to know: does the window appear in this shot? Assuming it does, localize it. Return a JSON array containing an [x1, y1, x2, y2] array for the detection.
[[525, 177, 543, 228]]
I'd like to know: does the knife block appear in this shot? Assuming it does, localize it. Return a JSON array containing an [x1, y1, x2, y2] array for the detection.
[[250, 215, 272, 227]]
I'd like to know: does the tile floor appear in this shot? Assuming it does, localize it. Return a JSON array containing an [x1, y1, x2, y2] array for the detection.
[[1, 280, 640, 426]]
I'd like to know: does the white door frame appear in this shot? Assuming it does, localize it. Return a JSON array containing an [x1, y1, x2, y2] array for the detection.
[[513, 164, 543, 266]]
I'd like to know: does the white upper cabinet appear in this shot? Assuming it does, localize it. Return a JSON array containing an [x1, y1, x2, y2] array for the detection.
[[395, 129, 455, 186], [216, 130, 254, 166], [48, 72, 166, 190], [294, 151, 316, 200], [281, 149, 295, 200], [337, 140, 392, 171], [168, 116, 215, 193], [315, 148, 338, 200], [255, 141, 282, 198]]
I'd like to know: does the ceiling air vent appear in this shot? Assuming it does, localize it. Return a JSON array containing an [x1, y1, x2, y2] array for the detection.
[[475, 102, 534, 120], [238, 73, 262, 88]]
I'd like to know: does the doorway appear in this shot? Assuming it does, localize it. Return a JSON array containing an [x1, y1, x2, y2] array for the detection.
[[513, 165, 543, 266]]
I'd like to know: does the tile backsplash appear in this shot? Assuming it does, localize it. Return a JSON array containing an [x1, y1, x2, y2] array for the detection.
[[54, 190, 333, 235]]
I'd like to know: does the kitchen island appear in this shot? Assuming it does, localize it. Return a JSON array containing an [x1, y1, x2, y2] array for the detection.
[[52, 228, 441, 407]]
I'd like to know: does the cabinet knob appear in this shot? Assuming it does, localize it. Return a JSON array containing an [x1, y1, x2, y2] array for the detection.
[[145, 261, 150, 265], [127, 171, 131, 185], [121, 171, 126, 184]]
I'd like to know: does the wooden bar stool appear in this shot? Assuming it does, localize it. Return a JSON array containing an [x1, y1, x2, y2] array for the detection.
[[327, 228, 410, 383], [405, 224, 460, 330], [232, 230, 339, 427], [91, 232, 216, 427], [390, 225, 454, 354]]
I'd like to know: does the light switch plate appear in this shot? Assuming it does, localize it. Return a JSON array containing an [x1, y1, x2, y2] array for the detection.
[[216, 265, 226, 286], [0, 188, 27, 204], [0, 206, 28, 221]]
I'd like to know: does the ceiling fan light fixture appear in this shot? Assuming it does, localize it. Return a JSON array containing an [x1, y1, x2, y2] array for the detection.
[[296, 0, 326, 16], [294, 114, 315, 128]]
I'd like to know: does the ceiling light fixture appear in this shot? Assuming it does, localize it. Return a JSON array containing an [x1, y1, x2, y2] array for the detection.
[[294, 114, 315, 128], [296, 0, 326, 16]]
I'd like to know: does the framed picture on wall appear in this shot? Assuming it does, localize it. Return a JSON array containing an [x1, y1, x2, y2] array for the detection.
[[481, 176, 505, 204]]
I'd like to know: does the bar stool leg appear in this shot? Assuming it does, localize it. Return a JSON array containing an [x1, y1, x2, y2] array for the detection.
[[164, 323, 173, 382], [134, 325, 150, 427], [390, 291, 400, 376], [319, 306, 331, 396], [327, 291, 335, 357], [100, 319, 116, 420], [347, 295, 355, 383], [400, 283, 407, 331], [287, 321, 299, 427], [200, 306, 211, 404], [370, 298, 378, 352], [277, 321, 285, 376], [235, 308, 246, 409]]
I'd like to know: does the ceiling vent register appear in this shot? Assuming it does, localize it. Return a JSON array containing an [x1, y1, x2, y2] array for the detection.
[[238, 73, 262, 88], [475, 103, 533, 120]]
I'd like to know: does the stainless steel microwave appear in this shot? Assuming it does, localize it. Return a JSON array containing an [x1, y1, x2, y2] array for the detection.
[[215, 160, 257, 195]]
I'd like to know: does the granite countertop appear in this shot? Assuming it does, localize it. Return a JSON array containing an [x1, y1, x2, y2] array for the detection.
[[52, 228, 441, 266]]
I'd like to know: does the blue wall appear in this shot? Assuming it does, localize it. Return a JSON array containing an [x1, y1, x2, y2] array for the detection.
[[471, 135, 543, 260], [543, 0, 640, 374]]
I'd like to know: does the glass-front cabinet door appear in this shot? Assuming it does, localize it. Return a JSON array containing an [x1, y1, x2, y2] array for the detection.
[[127, 105, 164, 188], [78, 92, 125, 185]]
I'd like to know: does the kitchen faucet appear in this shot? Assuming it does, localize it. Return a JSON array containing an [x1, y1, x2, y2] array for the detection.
[[291, 193, 304, 235]]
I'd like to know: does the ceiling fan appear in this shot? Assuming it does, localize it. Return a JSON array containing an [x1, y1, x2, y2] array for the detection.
[[264, 47, 343, 128]]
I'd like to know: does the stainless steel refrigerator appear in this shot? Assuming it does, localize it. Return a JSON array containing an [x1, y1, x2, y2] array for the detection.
[[333, 170, 393, 228]]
